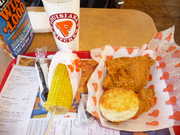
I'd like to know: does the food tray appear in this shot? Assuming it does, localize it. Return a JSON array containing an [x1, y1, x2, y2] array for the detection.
[[0, 51, 180, 135]]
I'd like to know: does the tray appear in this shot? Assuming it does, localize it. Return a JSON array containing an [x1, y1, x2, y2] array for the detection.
[[0, 51, 180, 135]]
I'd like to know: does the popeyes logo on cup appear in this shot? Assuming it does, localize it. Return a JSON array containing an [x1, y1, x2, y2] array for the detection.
[[49, 13, 79, 43]]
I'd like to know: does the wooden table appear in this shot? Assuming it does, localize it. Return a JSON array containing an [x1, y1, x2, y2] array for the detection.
[[27, 7, 157, 52]]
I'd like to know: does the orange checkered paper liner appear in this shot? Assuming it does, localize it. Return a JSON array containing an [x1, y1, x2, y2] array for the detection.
[[86, 26, 180, 131]]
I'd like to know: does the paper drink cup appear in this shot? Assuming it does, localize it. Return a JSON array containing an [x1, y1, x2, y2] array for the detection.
[[42, 0, 80, 50]]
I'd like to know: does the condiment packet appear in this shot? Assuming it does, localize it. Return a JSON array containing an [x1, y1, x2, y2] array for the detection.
[[87, 26, 180, 131]]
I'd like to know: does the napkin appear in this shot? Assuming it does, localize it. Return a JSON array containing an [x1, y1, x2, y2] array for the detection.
[[28, 11, 51, 33]]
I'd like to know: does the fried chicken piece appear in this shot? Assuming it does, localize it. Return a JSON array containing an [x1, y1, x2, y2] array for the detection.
[[103, 71, 135, 91], [78, 59, 98, 93], [103, 56, 154, 92], [136, 88, 156, 116], [128, 56, 154, 92]]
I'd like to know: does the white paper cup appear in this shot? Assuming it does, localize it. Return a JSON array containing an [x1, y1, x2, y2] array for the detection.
[[42, 0, 80, 50]]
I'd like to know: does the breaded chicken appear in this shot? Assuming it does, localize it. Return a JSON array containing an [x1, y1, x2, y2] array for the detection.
[[103, 56, 154, 92], [78, 59, 98, 93], [136, 88, 156, 116]]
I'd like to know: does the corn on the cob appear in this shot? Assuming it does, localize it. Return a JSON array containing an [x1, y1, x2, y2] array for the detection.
[[44, 63, 73, 114]]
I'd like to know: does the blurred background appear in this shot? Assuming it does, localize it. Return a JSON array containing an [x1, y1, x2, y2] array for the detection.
[[25, 0, 180, 45]]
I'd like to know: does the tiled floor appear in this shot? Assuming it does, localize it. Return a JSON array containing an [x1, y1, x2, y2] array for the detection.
[[120, 0, 180, 44]]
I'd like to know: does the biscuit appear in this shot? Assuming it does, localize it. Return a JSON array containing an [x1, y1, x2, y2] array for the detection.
[[99, 88, 139, 122]]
